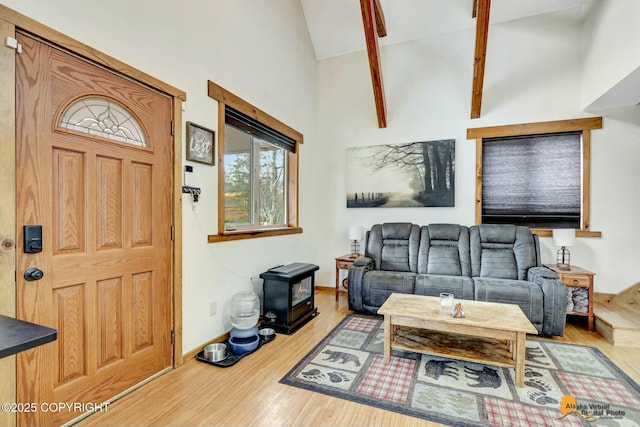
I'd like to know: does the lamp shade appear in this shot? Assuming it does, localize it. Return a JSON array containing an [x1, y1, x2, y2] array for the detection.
[[348, 225, 363, 241], [552, 229, 575, 247]]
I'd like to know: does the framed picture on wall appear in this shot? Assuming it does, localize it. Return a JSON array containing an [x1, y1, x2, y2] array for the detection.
[[186, 122, 215, 165], [346, 139, 455, 208]]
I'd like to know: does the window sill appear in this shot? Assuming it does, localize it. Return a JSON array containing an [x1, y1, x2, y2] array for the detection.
[[208, 227, 303, 243], [531, 229, 602, 238]]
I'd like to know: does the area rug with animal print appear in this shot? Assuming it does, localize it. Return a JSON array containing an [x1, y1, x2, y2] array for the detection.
[[280, 314, 640, 426]]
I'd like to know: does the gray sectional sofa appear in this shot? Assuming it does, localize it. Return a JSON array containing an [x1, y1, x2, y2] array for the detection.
[[348, 223, 567, 336]]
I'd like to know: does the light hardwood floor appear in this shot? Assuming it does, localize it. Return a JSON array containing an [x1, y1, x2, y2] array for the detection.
[[79, 288, 640, 427]]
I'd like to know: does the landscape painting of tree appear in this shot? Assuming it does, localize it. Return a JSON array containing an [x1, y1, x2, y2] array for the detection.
[[346, 140, 455, 208]]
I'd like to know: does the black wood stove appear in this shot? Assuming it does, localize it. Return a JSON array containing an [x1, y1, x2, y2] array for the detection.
[[260, 263, 319, 334]]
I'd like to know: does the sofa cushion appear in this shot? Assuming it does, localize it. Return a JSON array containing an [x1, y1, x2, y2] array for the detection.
[[365, 223, 420, 272], [479, 246, 518, 279], [362, 271, 416, 308], [417, 224, 471, 277], [473, 277, 544, 326], [415, 274, 474, 300], [470, 224, 537, 280]]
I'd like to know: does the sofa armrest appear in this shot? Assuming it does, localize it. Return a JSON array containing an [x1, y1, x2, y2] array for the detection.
[[528, 266, 559, 280], [528, 267, 567, 336], [348, 257, 376, 312]]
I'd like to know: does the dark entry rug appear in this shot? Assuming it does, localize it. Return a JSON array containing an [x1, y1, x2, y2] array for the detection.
[[280, 315, 640, 426]]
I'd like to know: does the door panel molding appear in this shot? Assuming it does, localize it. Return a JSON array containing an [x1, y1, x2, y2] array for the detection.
[[0, 5, 185, 426], [1, 4, 184, 366], [16, 33, 174, 426]]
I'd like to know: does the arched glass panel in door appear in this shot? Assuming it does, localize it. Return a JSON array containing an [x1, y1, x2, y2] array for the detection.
[[59, 96, 147, 147]]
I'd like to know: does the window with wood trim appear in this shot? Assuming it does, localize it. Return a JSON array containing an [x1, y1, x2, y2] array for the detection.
[[207, 81, 303, 242], [224, 107, 291, 230], [467, 117, 603, 237]]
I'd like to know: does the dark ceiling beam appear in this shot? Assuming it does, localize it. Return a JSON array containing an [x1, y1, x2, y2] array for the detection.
[[470, 0, 491, 119], [373, 0, 387, 37], [360, 0, 387, 128]]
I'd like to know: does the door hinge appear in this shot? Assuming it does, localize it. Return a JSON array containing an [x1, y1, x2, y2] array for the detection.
[[171, 330, 175, 344], [170, 120, 174, 136], [5, 37, 22, 53], [171, 225, 175, 241]]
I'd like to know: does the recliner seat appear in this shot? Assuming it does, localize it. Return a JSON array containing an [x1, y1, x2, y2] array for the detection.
[[352, 223, 419, 313], [415, 223, 474, 300]]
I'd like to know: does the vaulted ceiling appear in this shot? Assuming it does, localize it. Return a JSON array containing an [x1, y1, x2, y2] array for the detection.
[[300, 0, 589, 126], [300, 0, 586, 60]]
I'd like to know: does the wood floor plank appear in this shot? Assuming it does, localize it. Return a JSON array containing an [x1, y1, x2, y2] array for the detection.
[[79, 288, 640, 427]]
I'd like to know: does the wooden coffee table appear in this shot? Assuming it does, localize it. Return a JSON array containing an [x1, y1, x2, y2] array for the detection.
[[377, 293, 538, 387]]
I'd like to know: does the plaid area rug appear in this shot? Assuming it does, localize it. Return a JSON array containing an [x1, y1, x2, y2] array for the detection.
[[280, 315, 640, 426]]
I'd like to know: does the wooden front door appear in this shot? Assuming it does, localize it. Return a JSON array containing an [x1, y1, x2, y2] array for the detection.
[[16, 33, 173, 426]]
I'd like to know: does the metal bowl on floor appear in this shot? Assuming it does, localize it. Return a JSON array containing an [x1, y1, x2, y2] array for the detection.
[[203, 343, 228, 362], [259, 327, 275, 339]]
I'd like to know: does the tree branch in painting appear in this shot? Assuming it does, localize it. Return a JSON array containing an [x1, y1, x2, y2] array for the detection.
[[346, 140, 455, 208]]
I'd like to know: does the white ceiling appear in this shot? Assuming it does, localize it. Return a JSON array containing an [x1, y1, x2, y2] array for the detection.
[[300, 0, 587, 60]]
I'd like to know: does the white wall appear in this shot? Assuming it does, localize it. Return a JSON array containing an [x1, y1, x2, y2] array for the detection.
[[2, 0, 319, 354], [313, 8, 640, 295], [581, 0, 640, 109]]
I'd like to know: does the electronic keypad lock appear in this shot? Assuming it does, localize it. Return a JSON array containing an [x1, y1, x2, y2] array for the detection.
[[23, 225, 43, 253]]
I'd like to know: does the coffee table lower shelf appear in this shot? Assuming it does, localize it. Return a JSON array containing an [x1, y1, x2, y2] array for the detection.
[[385, 323, 529, 387], [391, 327, 517, 369], [378, 294, 538, 388]]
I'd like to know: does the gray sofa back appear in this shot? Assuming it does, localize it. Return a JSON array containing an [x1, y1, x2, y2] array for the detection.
[[417, 224, 471, 277], [365, 223, 420, 272], [470, 224, 538, 281]]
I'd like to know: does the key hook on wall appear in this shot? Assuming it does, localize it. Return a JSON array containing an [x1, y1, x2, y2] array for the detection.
[[183, 165, 201, 203], [182, 186, 201, 203]]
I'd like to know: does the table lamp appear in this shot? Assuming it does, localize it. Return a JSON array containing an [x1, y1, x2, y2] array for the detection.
[[348, 225, 363, 256], [553, 228, 575, 271]]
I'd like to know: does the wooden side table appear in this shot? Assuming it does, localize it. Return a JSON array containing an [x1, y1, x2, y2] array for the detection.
[[335, 254, 361, 301], [544, 264, 595, 332]]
